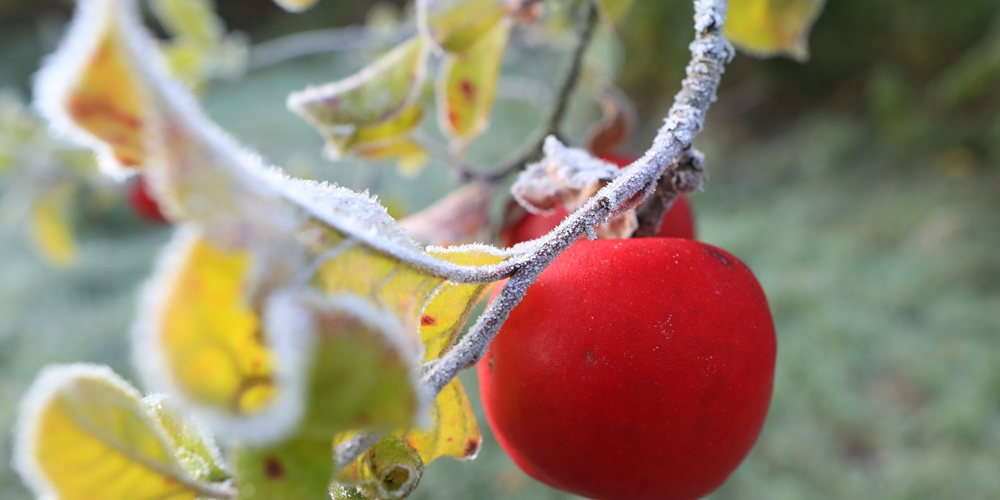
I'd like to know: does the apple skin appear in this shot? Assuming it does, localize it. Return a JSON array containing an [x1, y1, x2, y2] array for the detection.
[[478, 238, 776, 500], [128, 175, 169, 224], [500, 155, 696, 247]]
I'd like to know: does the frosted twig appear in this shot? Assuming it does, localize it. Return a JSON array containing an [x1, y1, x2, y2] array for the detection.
[[632, 147, 705, 237], [335, 0, 732, 467]]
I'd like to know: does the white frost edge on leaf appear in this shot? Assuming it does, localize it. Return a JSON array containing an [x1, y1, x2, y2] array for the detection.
[[267, 290, 434, 430], [142, 393, 232, 478], [286, 36, 430, 132], [37, 0, 515, 284], [267, 171, 516, 282], [32, 0, 150, 179], [132, 226, 313, 446], [11, 363, 187, 500]]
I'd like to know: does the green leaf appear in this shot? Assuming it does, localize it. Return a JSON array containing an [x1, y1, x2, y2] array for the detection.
[[418, 0, 508, 53], [333, 435, 424, 500], [144, 395, 230, 484], [725, 0, 826, 62], [288, 37, 430, 147], [437, 19, 511, 149], [150, 0, 223, 44], [232, 435, 334, 500], [266, 290, 425, 436]]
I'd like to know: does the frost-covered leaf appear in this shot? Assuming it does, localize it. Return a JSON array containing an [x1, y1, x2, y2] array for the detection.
[[274, 0, 320, 13], [38, 0, 514, 448], [512, 136, 619, 215], [325, 104, 429, 176], [512, 137, 637, 238], [144, 395, 230, 483], [402, 378, 480, 463], [13, 364, 232, 500], [585, 87, 636, 159], [232, 435, 333, 500], [437, 19, 510, 149], [417, 0, 508, 53], [400, 182, 492, 247], [34, 0, 149, 175], [266, 290, 425, 435], [134, 229, 310, 444], [333, 435, 424, 500], [725, 0, 825, 62], [288, 37, 429, 148], [30, 184, 78, 267]]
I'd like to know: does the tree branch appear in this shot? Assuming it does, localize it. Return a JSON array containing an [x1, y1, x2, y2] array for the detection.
[[335, 0, 732, 467]]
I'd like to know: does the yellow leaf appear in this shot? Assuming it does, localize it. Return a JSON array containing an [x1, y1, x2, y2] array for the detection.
[[326, 104, 429, 176], [30, 186, 78, 267], [288, 37, 430, 146], [725, 0, 825, 62], [134, 228, 309, 444], [274, 0, 320, 13], [420, 245, 504, 361], [13, 364, 232, 500], [419, 0, 508, 53], [353, 137, 429, 177], [597, 0, 635, 24], [403, 378, 481, 463], [437, 19, 510, 149]]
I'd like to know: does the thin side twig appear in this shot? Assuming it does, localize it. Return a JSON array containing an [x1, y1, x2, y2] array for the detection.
[[458, 0, 601, 183], [335, 0, 732, 467], [632, 147, 705, 237]]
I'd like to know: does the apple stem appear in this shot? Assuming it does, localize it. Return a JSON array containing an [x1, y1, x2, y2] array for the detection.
[[633, 147, 706, 237], [335, 0, 733, 468]]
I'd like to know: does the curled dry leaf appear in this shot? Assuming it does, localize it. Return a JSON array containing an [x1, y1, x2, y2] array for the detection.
[[399, 182, 492, 246], [511, 137, 636, 238], [584, 87, 637, 159]]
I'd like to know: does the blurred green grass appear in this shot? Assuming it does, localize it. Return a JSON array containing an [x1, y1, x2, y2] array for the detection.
[[3, 4, 1000, 499]]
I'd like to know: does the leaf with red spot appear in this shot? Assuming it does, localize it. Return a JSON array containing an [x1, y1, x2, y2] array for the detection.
[[402, 378, 481, 463], [437, 18, 511, 150], [232, 435, 334, 500]]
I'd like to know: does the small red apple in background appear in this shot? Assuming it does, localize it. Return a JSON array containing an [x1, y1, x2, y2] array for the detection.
[[500, 155, 696, 247], [128, 174, 169, 224], [478, 238, 775, 500]]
